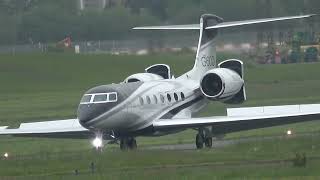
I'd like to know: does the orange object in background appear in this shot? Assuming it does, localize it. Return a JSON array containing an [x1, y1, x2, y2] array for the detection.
[[275, 49, 282, 64], [57, 37, 72, 48]]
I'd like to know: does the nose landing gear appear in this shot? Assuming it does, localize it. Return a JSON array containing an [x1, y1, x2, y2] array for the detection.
[[120, 137, 137, 151]]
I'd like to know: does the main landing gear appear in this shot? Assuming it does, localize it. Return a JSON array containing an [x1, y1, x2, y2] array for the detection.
[[120, 137, 137, 151], [195, 129, 213, 149]]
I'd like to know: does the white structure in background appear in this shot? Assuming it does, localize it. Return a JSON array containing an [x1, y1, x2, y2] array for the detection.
[[78, 0, 107, 10], [75, 45, 80, 54]]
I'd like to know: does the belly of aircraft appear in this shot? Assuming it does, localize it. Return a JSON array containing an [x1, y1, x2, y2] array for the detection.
[[90, 105, 153, 132]]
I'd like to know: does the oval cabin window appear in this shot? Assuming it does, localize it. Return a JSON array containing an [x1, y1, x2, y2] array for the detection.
[[174, 93, 178, 101], [146, 96, 151, 104], [153, 95, 158, 104], [167, 94, 172, 102], [181, 92, 185, 101], [139, 97, 144, 105], [160, 94, 165, 103]]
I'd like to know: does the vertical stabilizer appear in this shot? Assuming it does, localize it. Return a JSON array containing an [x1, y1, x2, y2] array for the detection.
[[187, 14, 223, 80], [133, 14, 314, 80]]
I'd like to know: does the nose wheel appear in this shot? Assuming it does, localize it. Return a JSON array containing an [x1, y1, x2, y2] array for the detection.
[[195, 129, 213, 149], [120, 137, 137, 151]]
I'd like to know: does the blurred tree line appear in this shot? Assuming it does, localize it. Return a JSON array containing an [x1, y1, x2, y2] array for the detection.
[[0, 0, 319, 45]]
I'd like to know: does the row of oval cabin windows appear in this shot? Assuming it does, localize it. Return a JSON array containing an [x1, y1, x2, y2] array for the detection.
[[139, 92, 185, 105]]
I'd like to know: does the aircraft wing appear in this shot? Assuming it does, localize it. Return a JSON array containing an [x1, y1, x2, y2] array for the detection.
[[0, 119, 93, 139], [154, 104, 320, 134]]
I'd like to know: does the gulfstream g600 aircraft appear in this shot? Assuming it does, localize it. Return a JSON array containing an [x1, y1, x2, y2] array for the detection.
[[1, 14, 320, 150]]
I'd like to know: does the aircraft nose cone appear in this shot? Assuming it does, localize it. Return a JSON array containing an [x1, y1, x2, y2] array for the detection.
[[77, 102, 117, 128], [77, 105, 95, 125], [77, 83, 139, 127]]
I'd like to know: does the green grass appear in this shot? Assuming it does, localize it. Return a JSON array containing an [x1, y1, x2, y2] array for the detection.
[[1, 53, 320, 179], [1, 134, 320, 179]]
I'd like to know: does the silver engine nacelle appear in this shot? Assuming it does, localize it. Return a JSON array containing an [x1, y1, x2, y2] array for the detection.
[[124, 73, 163, 83], [200, 59, 245, 103]]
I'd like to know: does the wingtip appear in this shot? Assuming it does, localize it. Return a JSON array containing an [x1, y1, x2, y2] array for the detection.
[[0, 126, 8, 130], [132, 27, 150, 30]]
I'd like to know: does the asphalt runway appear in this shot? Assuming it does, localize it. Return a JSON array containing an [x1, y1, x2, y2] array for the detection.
[[143, 133, 317, 150]]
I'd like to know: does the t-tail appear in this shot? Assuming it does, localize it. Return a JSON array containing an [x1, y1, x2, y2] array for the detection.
[[133, 13, 315, 80], [189, 14, 223, 80]]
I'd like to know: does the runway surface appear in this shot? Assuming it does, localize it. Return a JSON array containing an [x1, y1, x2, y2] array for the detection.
[[143, 132, 318, 150]]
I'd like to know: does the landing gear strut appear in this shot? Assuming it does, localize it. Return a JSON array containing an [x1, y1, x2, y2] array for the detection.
[[204, 136, 213, 148], [195, 129, 213, 149], [120, 137, 137, 151], [196, 133, 204, 149]]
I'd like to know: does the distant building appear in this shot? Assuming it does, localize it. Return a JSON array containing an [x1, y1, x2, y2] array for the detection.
[[78, 0, 107, 10], [78, 0, 128, 10]]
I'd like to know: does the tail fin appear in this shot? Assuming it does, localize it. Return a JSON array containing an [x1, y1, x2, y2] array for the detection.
[[134, 14, 224, 80], [133, 14, 315, 80], [188, 14, 223, 80]]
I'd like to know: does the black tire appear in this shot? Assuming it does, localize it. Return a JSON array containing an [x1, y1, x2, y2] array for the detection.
[[196, 133, 204, 149], [121, 138, 137, 150], [130, 139, 137, 150], [128, 138, 137, 150], [204, 137, 213, 148], [120, 139, 128, 151]]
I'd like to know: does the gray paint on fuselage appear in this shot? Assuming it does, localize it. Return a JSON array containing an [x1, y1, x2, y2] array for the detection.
[[124, 81, 185, 130], [122, 81, 207, 133], [78, 82, 143, 128], [82, 81, 166, 130], [78, 79, 208, 137]]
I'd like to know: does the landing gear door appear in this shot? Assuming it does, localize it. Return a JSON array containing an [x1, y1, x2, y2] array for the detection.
[[145, 64, 171, 79]]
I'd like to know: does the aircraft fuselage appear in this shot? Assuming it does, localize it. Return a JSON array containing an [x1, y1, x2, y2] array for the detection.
[[77, 78, 208, 137]]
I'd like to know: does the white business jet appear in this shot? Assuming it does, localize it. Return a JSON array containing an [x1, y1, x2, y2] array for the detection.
[[1, 14, 319, 150]]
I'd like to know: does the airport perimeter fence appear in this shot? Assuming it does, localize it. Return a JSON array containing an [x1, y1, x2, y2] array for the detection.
[[0, 31, 259, 55], [0, 36, 198, 55]]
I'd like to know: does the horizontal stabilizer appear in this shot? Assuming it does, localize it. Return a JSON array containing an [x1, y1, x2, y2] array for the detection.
[[206, 14, 315, 29], [133, 14, 315, 30], [133, 24, 200, 30]]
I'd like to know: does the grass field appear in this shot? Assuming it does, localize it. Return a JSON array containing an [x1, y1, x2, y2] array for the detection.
[[1, 134, 320, 179], [1, 53, 320, 179]]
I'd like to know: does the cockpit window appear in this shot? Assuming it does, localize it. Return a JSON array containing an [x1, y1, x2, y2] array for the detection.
[[93, 94, 108, 102], [80, 95, 92, 104], [109, 92, 117, 102], [80, 92, 118, 104]]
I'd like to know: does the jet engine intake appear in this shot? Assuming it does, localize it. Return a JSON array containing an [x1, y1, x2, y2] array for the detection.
[[200, 68, 244, 101], [124, 73, 163, 83]]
